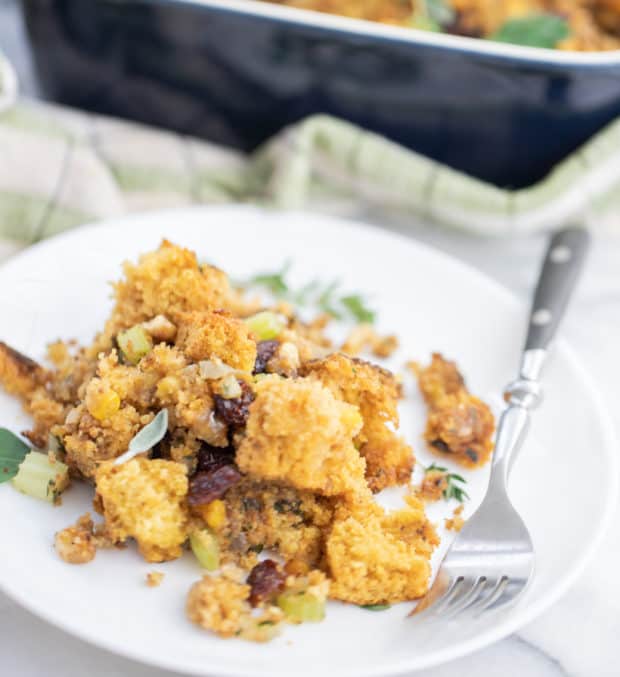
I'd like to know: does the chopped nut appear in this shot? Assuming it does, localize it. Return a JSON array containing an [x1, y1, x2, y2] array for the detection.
[[141, 315, 177, 342], [55, 513, 97, 564], [341, 324, 399, 358]]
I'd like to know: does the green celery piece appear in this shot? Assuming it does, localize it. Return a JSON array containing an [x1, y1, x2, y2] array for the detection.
[[11, 451, 69, 502], [277, 591, 325, 623], [190, 529, 220, 570]]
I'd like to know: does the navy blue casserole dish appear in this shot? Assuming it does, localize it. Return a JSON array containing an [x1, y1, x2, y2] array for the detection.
[[20, 0, 620, 187]]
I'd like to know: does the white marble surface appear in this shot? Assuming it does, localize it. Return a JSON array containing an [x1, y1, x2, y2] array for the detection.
[[0, 211, 618, 677]]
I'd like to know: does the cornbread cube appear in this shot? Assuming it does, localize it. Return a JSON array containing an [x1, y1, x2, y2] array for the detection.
[[176, 310, 257, 373], [326, 495, 437, 605], [95, 458, 189, 562], [236, 378, 367, 496], [303, 354, 413, 492]]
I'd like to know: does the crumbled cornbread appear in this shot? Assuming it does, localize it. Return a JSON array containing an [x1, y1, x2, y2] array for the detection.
[[412, 353, 495, 467], [95, 458, 189, 562], [146, 571, 165, 587], [326, 495, 438, 605], [445, 504, 466, 532], [303, 354, 413, 492], [236, 377, 366, 496], [187, 567, 285, 641], [419, 468, 449, 502], [176, 310, 257, 372], [55, 513, 97, 564], [340, 323, 399, 358]]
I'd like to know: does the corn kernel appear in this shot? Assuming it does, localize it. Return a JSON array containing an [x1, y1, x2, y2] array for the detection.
[[86, 385, 120, 421], [156, 376, 179, 400], [284, 558, 310, 577], [198, 499, 227, 530]]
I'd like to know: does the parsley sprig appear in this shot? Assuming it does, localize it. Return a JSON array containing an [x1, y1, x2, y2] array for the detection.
[[243, 263, 376, 324], [424, 463, 469, 503]]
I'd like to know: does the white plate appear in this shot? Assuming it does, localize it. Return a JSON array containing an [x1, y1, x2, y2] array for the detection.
[[0, 206, 616, 676]]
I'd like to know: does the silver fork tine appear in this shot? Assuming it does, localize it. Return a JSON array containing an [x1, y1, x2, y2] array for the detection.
[[469, 577, 509, 615], [430, 578, 465, 616], [442, 577, 487, 618]]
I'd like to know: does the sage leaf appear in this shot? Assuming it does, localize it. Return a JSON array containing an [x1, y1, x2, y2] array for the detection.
[[0, 428, 31, 483], [114, 409, 169, 465], [490, 13, 570, 49]]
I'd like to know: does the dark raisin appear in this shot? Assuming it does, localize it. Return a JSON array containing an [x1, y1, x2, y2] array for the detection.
[[430, 439, 451, 453], [196, 444, 235, 474], [444, 12, 483, 38], [214, 381, 254, 427], [465, 448, 479, 462], [247, 559, 286, 607], [188, 465, 242, 506], [248, 543, 264, 554], [253, 340, 279, 374]]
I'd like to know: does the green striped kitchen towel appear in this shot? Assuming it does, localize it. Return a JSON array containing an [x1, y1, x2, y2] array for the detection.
[[0, 52, 618, 247]]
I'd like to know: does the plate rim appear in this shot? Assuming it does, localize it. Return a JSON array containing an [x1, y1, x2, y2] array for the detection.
[[0, 205, 617, 676]]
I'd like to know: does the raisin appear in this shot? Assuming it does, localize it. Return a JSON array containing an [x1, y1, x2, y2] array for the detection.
[[188, 465, 242, 506], [196, 444, 235, 474], [430, 439, 451, 453], [247, 559, 286, 607], [465, 448, 479, 462], [253, 340, 279, 374], [214, 381, 255, 427]]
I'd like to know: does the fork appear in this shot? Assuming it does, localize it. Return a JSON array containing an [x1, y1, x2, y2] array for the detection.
[[411, 227, 590, 620]]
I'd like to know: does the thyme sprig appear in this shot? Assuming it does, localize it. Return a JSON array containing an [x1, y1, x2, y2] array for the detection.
[[243, 263, 376, 324]]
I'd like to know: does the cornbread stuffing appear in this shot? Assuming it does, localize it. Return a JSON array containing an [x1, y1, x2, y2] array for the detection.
[[445, 505, 466, 532], [146, 571, 165, 587], [411, 353, 495, 467], [264, 0, 620, 51], [0, 240, 495, 642]]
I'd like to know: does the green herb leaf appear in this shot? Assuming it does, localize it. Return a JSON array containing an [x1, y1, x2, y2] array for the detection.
[[247, 260, 291, 296], [340, 295, 376, 324], [424, 462, 469, 503], [114, 409, 169, 465], [490, 13, 570, 49], [317, 280, 342, 319], [0, 428, 31, 483], [360, 603, 391, 611]]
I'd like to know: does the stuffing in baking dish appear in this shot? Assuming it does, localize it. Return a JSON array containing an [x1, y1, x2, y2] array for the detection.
[[265, 0, 620, 50]]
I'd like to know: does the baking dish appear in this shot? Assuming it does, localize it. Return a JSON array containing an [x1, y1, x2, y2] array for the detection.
[[21, 0, 620, 187]]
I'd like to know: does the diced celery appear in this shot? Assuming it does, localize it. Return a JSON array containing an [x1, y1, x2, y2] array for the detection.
[[190, 529, 220, 571], [276, 591, 325, 623], [12, 451, 69, 503], [244, 311, 285, 341], [116, 325, 153, 365]]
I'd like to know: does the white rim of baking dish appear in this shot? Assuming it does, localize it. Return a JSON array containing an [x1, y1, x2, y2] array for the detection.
[[167, 0, 620, 67]]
